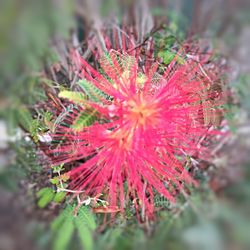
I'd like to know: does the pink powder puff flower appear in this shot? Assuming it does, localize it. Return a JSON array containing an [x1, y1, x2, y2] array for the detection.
[[47, 48, 225, 219]]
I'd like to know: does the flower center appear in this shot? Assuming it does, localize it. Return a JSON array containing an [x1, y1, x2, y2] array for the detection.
[[108, 96, 159, 150], [127, 98, 157, 127]]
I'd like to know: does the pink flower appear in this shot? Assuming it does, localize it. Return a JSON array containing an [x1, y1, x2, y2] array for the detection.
[[48, 49, 224, 219]]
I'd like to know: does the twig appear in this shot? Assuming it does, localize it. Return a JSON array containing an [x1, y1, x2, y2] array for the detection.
[[127, 24, 165, 52]]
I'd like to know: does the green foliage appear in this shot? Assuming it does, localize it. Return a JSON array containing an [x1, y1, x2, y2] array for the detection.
[[53, 192, 67, 203], [10, 138, 42, 178], [158, 50, 185, 65], [58, 90, 86, 104], [77, 79, 110, 102], [57, 86, 100, 133], [222, 74, 250, 133], [100, 0, 119, 17], [72, 110, 97, 132], [223, 103, 239, 133], [233, 74, 250, 114], [17, 107, 34, 132], [30, 119, 44, 143], [49, 164, 70, 195], [53, 216, 75, 250], [37, 187, 66, 208], [151, 8, 187, 37], [52, 164, 65, 173], [50, 174, 69, 187], [153, 26, 185, 66], [0, 0, 74, 96], [157, 34, 176, 49], [77, 206, 97, 231], [37, 187, 55, 208], [43, 111, 54, 128], [75, 218, 94, 250], [51, 205, 96, 250], [16, 106, 54, 142], [154, 195, 171, 208]]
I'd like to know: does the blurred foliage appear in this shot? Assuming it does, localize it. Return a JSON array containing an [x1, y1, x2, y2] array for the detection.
[[0, 138, 41, 191], [37, 187, 66, 208], [233, 74, 250, 115], [0, 1, 250, 250], [0, 0, 74, 103], [51, 205, 96, 250]]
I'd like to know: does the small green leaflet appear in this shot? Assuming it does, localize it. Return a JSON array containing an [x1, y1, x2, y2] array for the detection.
[[53, 217, 75, 250], [37, 187, 55, 208], [77, 79, 111, 102], [158, 50, 185, 65], [154, 195, 171, 208], [17, 107, 33, 132], [72, 109, 97, 132], [53, 191, 67, 203], [17, 107, 53, 142], [37, 187, 66, 208], [58, 80, 112, 131], [51, 205, 96, 250], [77, 205, 97, 230], [58, 90, 86, 104]]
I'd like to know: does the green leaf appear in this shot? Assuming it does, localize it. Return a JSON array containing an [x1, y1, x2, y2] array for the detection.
[[155, 34, 176, 50], [37, 187, 55, 208], [50, 178, 59, 185], [58, 90, 86, 104], [17, 107, 33, 132], [51, 205, 96, 250], [30, 119, 41, 142], [37, 187, 53, 198], [53, 216, 75, 250], [77, 79, 110, 102], [77, 206, 97, 231], [52, 164, 65, 173], [74, 206, 96, 250], [75, 219, 94, 250], [95, 227, 123, 250], [158, 50, 185, 65], [163, 35, 177, 49], [51, 205, 74, 232], [43, 111, 53, 127], [154, 195, 171, 208], [72, 110, 97, 132], [53, 191, 66, 203]]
